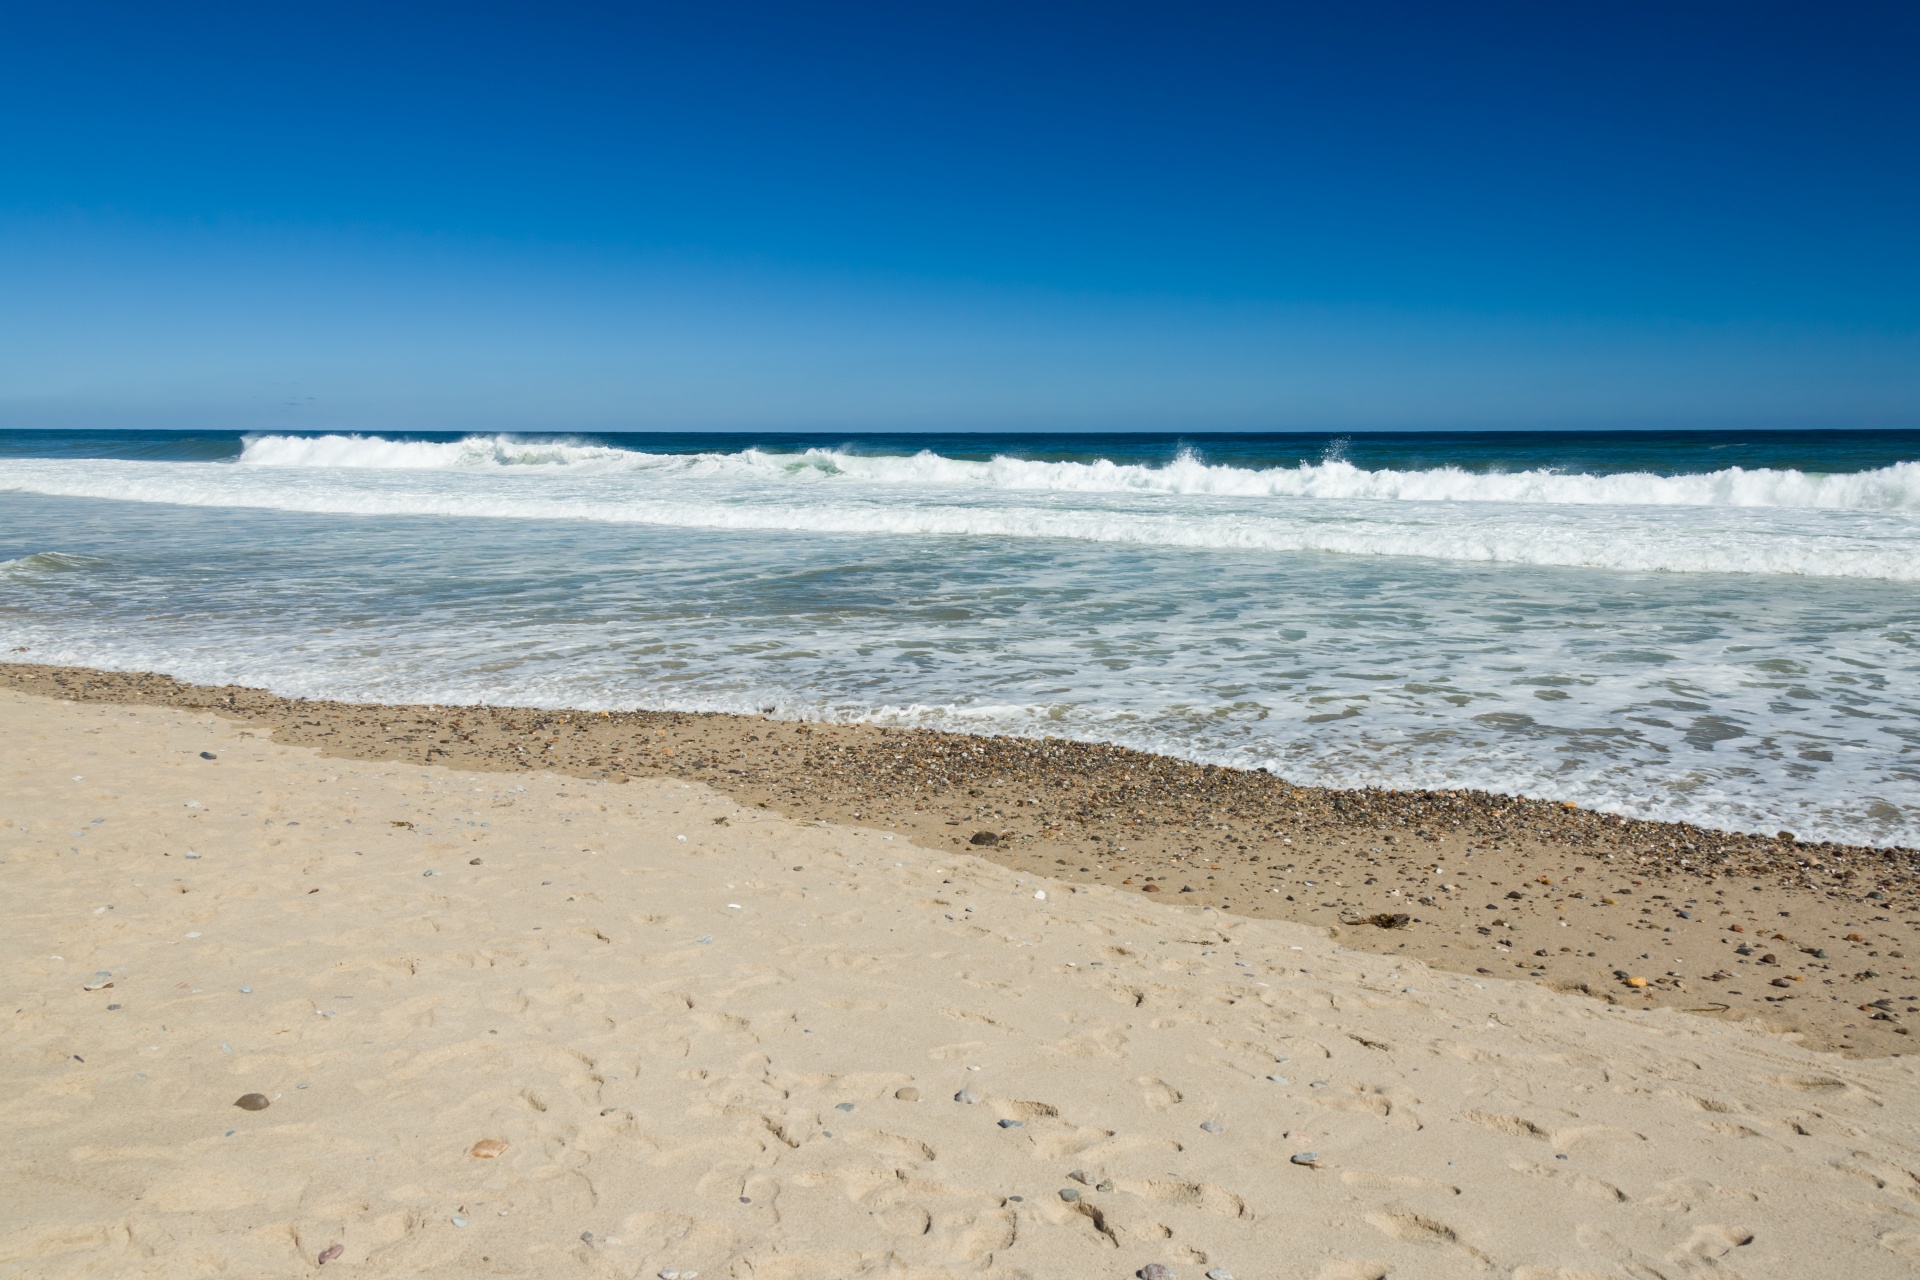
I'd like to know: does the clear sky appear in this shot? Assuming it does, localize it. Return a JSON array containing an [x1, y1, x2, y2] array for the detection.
[[3, 1, 1917, 432]]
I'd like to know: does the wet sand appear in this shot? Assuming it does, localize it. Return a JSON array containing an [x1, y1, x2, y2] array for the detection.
[[3, 661, 1917, 1056]]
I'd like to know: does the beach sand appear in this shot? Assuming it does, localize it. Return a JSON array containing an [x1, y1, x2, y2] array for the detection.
[[5, 663, 1916, 1056], [5, 684, 1920, 1276]]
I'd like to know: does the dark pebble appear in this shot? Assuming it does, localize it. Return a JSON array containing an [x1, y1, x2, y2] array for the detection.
[[234, 1093, 271, 1111]]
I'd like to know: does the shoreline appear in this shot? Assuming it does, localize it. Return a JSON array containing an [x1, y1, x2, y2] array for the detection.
[[5, 660, 1916, 1056]]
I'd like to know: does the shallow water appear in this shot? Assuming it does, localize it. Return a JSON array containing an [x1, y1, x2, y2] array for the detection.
[[3, 427, 1916, 845]]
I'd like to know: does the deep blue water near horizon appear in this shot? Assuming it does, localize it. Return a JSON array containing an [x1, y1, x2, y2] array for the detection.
[[3, 426, 1917, 847], [5, 425, 1919, 475]]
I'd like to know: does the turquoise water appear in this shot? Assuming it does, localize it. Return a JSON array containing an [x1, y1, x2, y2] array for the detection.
[[4, 428, 1917, 846]]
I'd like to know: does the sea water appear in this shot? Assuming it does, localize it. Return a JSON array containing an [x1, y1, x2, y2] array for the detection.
[[3, 428, 1916, 847]]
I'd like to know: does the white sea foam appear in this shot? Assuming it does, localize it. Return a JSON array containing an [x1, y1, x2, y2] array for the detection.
[[4, 453, 1915, 579], [8, 441, 1917, 846], [233, 433, 1920, 511]]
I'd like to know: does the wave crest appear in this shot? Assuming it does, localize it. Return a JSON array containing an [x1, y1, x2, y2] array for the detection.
[[234, 434, 1920, 511]]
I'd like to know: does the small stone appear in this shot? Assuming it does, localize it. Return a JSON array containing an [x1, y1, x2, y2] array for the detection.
[[970, 831, 999, 846], [1142, 883, 1162, 893], [895, 1087, 919, 1101], [234, 1093, 270, 1111], [1770, 977, 1793, 988], [469, 1138, 508, 1158], [954, 1089, 980, 1104], [200, 751, 217, 760], [1199, 1120, 1222, 1134], [451, 1216, 468, 1227], [1059, 1187, 1080, 1202], [317, 1243, 343, 1265], [998, 1118, 1024, 1128], [1266, 1075, 1289, 1083], [1207, 1270, 1234, 1280], [835, 1102, 855, 1111], [1138, 1265, 1176, 1280], [470, 857, 482, 865], [1067, 1169, 1089, 1184], [1290, 1151, 1320, 1167], [1096, 1179, 1114, 1192]]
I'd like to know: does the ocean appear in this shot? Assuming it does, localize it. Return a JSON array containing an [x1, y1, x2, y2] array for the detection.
[[3, 427, 1916, 847]]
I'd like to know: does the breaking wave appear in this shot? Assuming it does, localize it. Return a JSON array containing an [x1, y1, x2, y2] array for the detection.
[[232, 433, 1920, 511]]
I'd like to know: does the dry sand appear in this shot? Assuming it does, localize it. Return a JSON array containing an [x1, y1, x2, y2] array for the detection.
[[5, 687, 1920, 1278]]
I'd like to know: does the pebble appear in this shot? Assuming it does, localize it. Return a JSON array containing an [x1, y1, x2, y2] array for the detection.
[[184, 851, 201, 859], [1138, 1265, 1175, 1280], [1290, 1152, 1320, 1167], [998, 1118, 1024, 1128], [954, 1088, 980, 1103], [450, 1216, 468, 1228], [895, 1087, 920, 1101], [200, 751, 217, 760], [835, 1102, 855, 1111], [1266, 1075, 1289, 1083], [1096, 1179, 1114, 1192], [1059, 1188, 1080, 1202], [1199, 1121, 1223, 1133], [1207, 1270, 1234, 1280], [234, 1093, 270, 1111], [470, 857, 482, 865], [469, 1138, 508, 1158], [317, 1243, 343, 1265]]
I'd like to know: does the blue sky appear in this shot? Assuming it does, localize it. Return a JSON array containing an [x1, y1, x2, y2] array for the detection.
[[2, 1, 1917, 432]]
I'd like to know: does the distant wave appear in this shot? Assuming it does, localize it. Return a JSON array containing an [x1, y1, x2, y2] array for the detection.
[[232, 433, 1920, 511], [237, 432, 641, 470]]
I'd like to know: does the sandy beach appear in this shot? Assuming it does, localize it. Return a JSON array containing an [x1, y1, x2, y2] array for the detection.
[[7, 663, 1916, 1057], [6, 680, 1920, 1277]]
